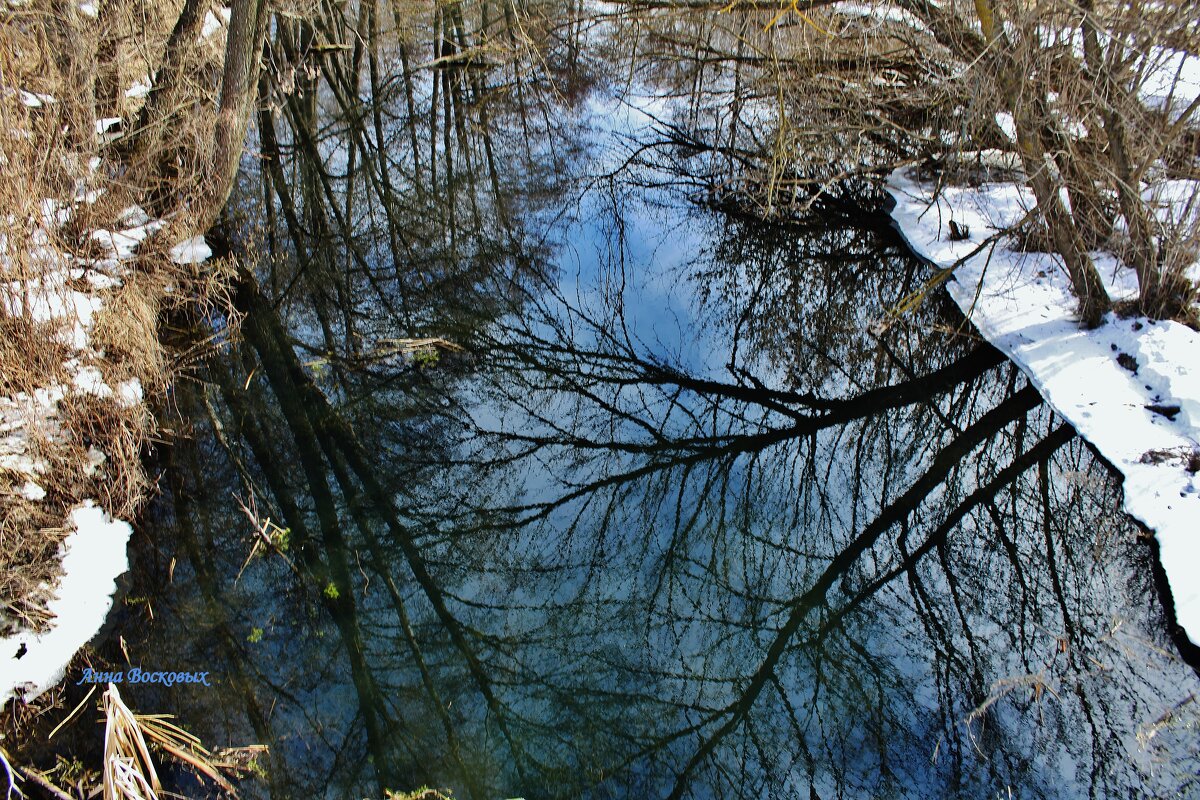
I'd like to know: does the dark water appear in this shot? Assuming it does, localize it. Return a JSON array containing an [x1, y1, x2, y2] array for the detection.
[[46, 17, 1200, 800]]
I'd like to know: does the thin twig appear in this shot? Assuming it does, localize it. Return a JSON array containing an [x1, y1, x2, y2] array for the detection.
[[0, 747, 26, 800], [48, 684, 98, 740]]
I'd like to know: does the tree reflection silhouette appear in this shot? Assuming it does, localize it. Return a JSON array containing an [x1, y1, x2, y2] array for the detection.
[[88, 4, 1200, 798]]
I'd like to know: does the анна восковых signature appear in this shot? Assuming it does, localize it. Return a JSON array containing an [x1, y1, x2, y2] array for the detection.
[[75, 667, 212, 687]]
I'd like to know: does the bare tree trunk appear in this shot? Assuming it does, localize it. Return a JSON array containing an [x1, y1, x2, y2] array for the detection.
[[1079, 1, 1177, 316], [95, 0, 129, 120], [202, 0, 272, 230], [1015, 121, 1111, 326], [128, 0, 206, 158], [976, 0, 1112, 326]]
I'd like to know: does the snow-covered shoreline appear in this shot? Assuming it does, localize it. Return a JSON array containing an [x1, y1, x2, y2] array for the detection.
[[1, 173, 210, 704], [0, 505, 131, 701], [1, 23, 224, 703], [0, 193, 145, 704], [886, 169, 1200, 649]]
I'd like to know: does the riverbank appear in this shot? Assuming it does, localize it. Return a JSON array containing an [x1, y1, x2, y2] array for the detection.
[[887, 167, 1200, 654], [0, 184, 214, 706], [0, 99, 216, 707], [0, 0, 242, 712]]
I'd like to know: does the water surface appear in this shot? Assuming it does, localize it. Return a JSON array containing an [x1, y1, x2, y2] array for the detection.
[[51, 21, 1200, 800]]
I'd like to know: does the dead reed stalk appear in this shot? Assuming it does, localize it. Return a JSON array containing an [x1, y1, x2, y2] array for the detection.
[[102, 684, 161, 800]]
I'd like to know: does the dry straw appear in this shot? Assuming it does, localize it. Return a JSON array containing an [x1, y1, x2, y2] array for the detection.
[[102, 683, 247, 799], [102, 684, 162, 800]]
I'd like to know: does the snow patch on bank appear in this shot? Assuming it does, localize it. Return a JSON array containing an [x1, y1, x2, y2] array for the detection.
[[200, 7, 231, 41], [886, 169, 1200, 647], [1139, 47, 1200, 121], [170, 235, 212, 265], [0, 505, 131, 702], [1, 160, 209, 702]]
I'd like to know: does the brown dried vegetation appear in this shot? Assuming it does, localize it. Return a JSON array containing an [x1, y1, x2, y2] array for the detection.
[[0, 0, 253, 635], [623, 0, 1200, 326]]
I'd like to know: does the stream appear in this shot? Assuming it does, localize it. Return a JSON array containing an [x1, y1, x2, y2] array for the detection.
[[45, 19, 1200, 800]]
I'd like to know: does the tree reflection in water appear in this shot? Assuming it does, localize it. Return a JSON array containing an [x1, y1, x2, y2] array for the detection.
[[70, 5, 1200, 799]]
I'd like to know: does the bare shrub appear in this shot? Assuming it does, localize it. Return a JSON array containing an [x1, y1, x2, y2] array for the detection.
[[618, 0, 1200, 324]]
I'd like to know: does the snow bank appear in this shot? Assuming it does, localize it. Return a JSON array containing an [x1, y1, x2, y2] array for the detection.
[[886, 169, 1200, 647], [0, 504, 131, 702], [1, 162, 209, 702], [1140, 47, 1200, 121], [124, 77, 152, 100], [833, 2, 928, 32]]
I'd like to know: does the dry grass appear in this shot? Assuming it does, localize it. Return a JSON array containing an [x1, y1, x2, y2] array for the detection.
[[1, 681, 259, 798], [0, 501, 63, 632], [0, 0, 217, 631], [102, 685, 258, 799], [92, 276, 169, 390], [385, 789, 454, 800], [103, 685, 162, 800], [0, 317, 70, 396], [0, 13, 96, 629]]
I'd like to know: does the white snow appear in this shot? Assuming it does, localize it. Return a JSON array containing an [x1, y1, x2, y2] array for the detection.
[[0, 503, 132, 703], [18, 481, 45, 501], [199, 7, 231, 40], [994, 112, 1016, 142], [833, 1, 928, 32], [1140, 48, 1200, 121], [95, 117, 123, 144], [0, 178, 172, 703], [124, 78, 152, 100], [116, 378, 143, 408], [90, 211, 165, 261], [169, 235, 212, 265], [887, 169, 1200, 647], [17, 90, 54, 109], [84, 446, 106, 476], [72, 364, 113, 398], [117, 206, 152, 228], [3, 268, 103, 350]]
